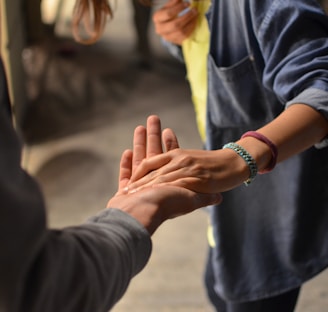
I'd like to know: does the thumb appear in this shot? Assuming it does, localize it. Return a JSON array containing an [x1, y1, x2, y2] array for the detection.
[[117, 149, 133, 190], [162, 128, 180, 151], [194, 192, 222, 208]]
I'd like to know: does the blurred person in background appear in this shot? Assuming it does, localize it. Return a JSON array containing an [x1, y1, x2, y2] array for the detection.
[[131, 0, 153, 69]]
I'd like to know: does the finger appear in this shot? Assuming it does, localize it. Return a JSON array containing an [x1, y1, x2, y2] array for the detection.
[[128, 158, 188, 193], [129, 152, 174, 182], [165, 8, 198, 32], [128, 176, 206, 196], [156, 10, 198, 44], [134, 185, 222, 218], [181, 12, 199, 36], [133, 125, 147, 172], [170, 187, 223, 212], [189, 191, 223, 210], [172, 10, 198, 35], [128, 173, 181, 194], [154, 1, 188, 23], [147, 115, 163, 157], [164, 0, 185, 9], [118, 149, 133, 190], [162, 128, 180, 151]]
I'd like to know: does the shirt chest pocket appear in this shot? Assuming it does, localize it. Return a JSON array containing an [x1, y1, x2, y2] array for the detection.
[[207, 54, 279, 128]]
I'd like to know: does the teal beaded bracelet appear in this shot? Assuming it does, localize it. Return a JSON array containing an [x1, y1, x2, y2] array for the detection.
[[222, 142, 258, 186]]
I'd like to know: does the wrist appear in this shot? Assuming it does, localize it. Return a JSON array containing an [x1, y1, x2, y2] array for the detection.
[[217, 147, 254, 187], [236, 136, 273, 173], [107, 195, 161, 235], [222, 142, 257, 185]]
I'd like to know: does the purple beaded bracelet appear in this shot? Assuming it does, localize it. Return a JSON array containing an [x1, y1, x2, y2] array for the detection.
[[241, 131, 278, 174]]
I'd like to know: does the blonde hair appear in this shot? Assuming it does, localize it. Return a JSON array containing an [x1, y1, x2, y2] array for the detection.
[[72, 0, 113, 44]]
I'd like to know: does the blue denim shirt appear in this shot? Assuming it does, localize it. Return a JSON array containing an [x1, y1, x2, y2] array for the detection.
[[206, 0, 328, 134], [204, 0, 328, 302]]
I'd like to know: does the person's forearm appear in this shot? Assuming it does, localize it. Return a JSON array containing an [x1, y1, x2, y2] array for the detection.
[[237, 104, 328, 172], [125, 104, 328, 194], [18, 209, 151, 312]]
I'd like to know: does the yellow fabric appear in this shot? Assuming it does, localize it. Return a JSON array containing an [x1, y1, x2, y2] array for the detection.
[[182, 0, 210, 142], [207, 220, 216, 248], [182, 2, 215, 247]]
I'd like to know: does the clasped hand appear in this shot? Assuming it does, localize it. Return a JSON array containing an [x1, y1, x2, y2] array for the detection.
[[125, 145, 249, 195], [107, 115, 222, 235], [118, 116, 250, 197]]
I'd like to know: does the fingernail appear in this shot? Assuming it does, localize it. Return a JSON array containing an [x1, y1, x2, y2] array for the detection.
[[178, 6, 191, 17]]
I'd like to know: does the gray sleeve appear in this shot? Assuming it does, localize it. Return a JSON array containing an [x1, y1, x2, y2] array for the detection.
[[19, 209, 152, 312], [0, 57, 152, 312], [0, 139, 152, 312], [87, 208, 152, 276], [286, 88, 328, 148]]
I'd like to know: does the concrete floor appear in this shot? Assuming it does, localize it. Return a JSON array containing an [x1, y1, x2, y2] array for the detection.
[[21, 1, 328, 311]]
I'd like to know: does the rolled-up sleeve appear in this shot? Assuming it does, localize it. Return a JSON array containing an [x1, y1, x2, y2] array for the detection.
[[253, 0, 328, 102], [249, 0, 328, 147], [286, 87, 328, 148], [18, 209, 152, 312]]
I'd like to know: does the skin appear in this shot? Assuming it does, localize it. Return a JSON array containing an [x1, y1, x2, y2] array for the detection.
[[114, 0, 328, 195], [0, 3, 221, 239], [1, 0, 321, 242], [124, 106, 328, 195], [107, 116, 222, 235], [152, 0, 198, 45], [71, 0, 198, 45]]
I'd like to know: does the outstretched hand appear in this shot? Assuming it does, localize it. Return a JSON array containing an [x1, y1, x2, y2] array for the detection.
[[107, 115, 222, 235], [124, 136, 252, 195], [114, 115, 179, 194]]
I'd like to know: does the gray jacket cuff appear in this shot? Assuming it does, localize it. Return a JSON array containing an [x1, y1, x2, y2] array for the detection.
[[87, 208, 152, 276]]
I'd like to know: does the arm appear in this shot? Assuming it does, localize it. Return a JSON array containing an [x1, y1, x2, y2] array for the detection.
[[1, 110, 220, 312], [239, 104, 328, 169], [0, 114, 150, 312], [19, 209, 152, 312], [125, 105, 328, 194], [152, 0, 198, 62], [123, 2, 328, 194], [107, 115, 220, 234]]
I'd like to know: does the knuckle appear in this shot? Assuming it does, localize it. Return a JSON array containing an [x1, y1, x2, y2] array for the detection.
[[180, 154, 195, 166]]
